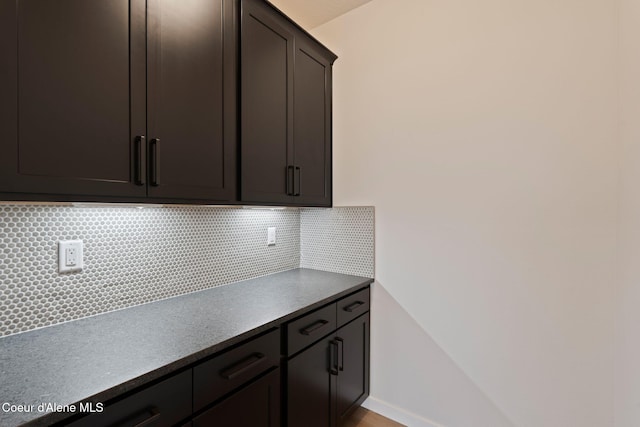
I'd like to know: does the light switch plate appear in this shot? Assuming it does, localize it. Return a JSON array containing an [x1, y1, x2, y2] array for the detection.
[[267, 227, 276, 246], [58, 240, 83, 273]]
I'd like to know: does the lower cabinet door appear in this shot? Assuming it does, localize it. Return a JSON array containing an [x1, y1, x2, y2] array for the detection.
[[336, 313, 370, 425], [192, 369, 280, 427], [287, 335, 336, 427]]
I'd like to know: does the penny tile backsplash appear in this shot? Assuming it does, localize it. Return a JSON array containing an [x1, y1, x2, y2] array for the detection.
[[301, 207, 375, 278], [0, 205, 374, 337]]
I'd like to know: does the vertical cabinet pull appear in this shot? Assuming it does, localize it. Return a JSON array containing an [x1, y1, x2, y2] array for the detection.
[[336, 337, 344, 371], [134, 136, 146, 186], [150, 138, 160, 186], [294, 166, 301, 196], [329, 340, 339, 375], [286, 165, 302, 196], [287, 165, 295, 196]]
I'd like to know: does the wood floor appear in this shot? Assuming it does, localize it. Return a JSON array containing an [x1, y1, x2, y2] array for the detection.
[[342, 407, 406, 427]]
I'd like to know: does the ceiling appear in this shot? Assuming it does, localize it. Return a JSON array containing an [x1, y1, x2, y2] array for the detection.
[[268, 0, 372, 29]]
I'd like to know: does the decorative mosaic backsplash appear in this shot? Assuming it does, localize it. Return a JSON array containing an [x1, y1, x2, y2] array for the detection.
[[0, 205, 299, 337], [0, 205, 374, 337], [300, 207, 375, 278]]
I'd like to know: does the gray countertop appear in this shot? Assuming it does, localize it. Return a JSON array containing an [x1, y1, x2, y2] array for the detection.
[[0, 268, 373, 427]]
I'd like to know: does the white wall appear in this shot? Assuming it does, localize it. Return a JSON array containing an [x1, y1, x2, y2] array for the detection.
[[312, 0, 619, 426], [616, 0, 640, 425], [366, 284, 514, 427]]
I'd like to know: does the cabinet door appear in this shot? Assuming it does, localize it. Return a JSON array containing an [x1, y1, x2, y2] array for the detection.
[[287, 336, 337, 427], [292, 35, 333, 206], [193, 369, 280, 427], [147, 0, 236, 202], [336, 313, 370, 425], [240, 0, 295, 205], [0, 0, 146, 199]]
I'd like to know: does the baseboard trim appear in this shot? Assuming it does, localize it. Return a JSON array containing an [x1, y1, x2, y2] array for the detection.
[[361, 396, 447, 427]]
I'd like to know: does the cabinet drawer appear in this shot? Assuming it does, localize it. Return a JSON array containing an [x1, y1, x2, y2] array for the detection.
[[67, 370, 192, 427], [193, 329, 279, 412], [337, 287, 370, 327], [193, 368, 280, 427], [286, 303, 337, 356]]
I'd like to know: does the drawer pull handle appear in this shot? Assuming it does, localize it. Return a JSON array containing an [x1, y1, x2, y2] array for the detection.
[[220, 353, 265, 380], [132, 406, 161, 427], [344, 301, 365, 312], [300, 319, 329, 336], [329, 340, 339, 375]]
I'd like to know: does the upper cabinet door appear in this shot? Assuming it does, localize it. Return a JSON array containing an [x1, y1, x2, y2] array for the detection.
[[240, 0, 336, 207], [147, 0, 236, 202], [0, 0, 147, 199], [240, 0, 295, 205], [292, 36, 333, 207]]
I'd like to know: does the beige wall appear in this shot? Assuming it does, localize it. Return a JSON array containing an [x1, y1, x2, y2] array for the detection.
[[617, 0, 640, 425], [366, 284, 514, 426], [312, 0, 619, 426]]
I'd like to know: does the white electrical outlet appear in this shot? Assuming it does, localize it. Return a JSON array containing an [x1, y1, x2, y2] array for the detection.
[[58, 240, 83, 273], [267, 227, 276, 246]]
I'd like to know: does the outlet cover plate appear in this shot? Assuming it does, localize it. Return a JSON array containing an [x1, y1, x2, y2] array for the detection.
[[58, 240, 83, 273], [267, 227, 276, 246]]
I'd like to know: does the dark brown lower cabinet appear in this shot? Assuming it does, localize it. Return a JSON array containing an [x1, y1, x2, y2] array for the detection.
[[287, 313, 370, 427], [55, 288, 370, 427], [64, 331, 280, 427], [193, 369, 280, 427]]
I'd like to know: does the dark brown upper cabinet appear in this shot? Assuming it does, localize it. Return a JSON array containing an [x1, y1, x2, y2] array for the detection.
[[240, 0, 336, 207], [0, 0, 236, 203], [146, 0, 236, 201]]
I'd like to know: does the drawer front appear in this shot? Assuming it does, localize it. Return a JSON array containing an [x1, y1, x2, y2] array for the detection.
[[67, 370, 192, 427], [337, 287, 370, 327], [286, 303, 337, 356], [194, 329, 280, 412], [193, 368, 280, 427]]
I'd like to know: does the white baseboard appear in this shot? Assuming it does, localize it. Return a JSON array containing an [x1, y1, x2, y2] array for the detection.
[[361, 396, 447, 427]]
